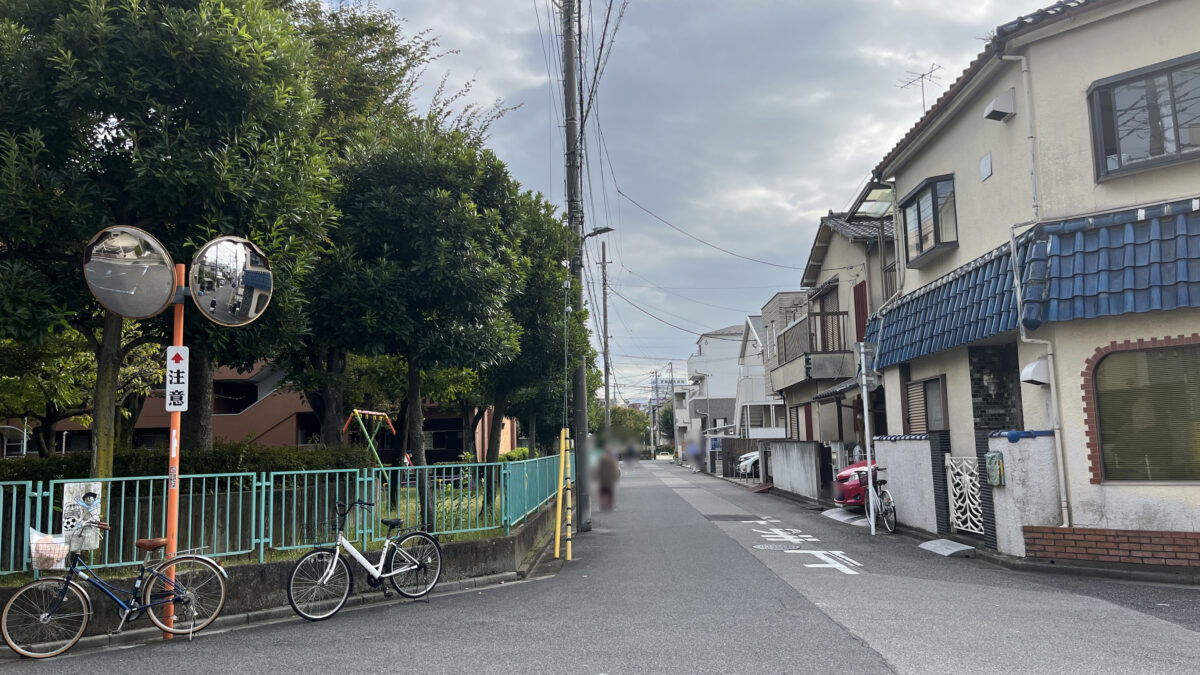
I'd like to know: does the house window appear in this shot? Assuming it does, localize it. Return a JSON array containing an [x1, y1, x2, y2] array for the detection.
[[901, 176, 957, 267], [904, 376, 947, 434], [1095, 345, 1200, 481], [1089, 51, 1200, 179]]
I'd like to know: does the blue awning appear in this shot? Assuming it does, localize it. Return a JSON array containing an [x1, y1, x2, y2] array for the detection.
[[869, 195, 1200, 370], [241, 270, 272, 292]]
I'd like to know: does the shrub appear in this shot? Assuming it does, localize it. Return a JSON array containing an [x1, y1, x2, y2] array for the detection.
[[499, 447, 530, 462], [0, 441, 378, 482]]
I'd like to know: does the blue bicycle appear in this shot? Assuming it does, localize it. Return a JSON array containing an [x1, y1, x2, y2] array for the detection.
[[1, 521, 228, 659]]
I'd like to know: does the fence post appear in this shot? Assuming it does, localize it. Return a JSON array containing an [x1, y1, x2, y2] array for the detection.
[[255, 473, 267, 563], [502, 464, 512, 535]]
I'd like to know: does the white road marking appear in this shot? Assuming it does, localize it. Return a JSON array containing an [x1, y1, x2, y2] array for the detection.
[[785, 549, 862, 575], [752, 527, 819, 544]]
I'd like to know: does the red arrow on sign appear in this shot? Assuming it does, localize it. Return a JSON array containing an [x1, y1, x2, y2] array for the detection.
[[171, 353, 185, 364]]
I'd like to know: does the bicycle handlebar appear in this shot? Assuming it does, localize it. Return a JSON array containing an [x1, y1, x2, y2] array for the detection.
[[334, 499, 375, 516]]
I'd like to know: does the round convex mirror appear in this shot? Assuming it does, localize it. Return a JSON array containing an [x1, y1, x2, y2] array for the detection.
[[189, 237, 272, 327], [83, 226, 176, 319]]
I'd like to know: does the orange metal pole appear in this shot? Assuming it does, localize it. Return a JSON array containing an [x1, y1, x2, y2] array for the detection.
[[164, 263, 185, 638]]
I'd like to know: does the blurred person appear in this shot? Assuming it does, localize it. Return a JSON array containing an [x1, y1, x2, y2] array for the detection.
[[596, 448, 621, 511], [688, 439, 703, 473]]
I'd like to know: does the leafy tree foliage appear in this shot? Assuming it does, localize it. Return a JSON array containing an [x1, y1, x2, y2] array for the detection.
[[0, 0, 333, 474], [609, 405, 651, 446]]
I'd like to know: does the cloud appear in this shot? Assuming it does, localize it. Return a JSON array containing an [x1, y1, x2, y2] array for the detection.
[[378, 0, 1026, 401]]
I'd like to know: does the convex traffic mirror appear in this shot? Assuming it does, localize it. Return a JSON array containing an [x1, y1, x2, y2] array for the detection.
[[189, 236, 272, 327], [83, 226, 175, 319]]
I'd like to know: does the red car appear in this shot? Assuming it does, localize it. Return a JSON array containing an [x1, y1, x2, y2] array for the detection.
[[833, 459, 876, 508]]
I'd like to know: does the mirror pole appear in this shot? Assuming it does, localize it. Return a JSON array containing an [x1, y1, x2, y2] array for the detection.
[[164, 262, 186, 639]]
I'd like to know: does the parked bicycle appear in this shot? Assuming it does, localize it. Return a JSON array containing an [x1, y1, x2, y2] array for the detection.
[[286, 499, 443, 621], [2, 522, 228, 659], [859, 466, 897, 533]]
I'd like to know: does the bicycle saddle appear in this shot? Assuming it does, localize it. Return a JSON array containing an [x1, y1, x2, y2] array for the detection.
[[135, 537, 168, 552], [380, 518, 404, 528], [876, 479, 888, 486]]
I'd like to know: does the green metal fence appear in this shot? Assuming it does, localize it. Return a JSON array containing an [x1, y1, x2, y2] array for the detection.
[[0, 455, 569, 575]]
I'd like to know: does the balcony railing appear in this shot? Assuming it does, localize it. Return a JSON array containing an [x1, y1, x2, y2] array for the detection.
[[776, 311, 850, 365]]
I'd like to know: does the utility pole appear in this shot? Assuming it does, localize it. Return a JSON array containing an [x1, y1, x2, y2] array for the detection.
[[601, 241, 611, 439], [651, 369, 659, 449], [562, 0, 590, 532], [668, 362, 677, 458]]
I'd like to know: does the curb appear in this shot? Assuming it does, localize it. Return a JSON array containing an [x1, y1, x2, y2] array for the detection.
[[698, 470, 1200, 588], [0, 571, 521, 660]]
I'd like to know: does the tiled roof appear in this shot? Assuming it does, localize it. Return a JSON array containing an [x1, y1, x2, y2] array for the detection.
[[874, 0, 1104, 178], [868, 195, 1200, 369], [1021, 197, 1200, 328], [870, 243, 1019, 369], [824, 215, 894, 242]]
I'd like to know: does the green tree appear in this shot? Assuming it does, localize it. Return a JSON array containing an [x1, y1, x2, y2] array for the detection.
[[0, 0, 332, 476], [610, 406, 651, 446], [334, 119, 523, 526], [658, 405, 674, 443]]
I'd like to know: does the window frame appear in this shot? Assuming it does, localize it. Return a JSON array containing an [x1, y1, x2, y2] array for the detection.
[[1088, 50, 1200, 182], [899, 174, 958, 268], [902, 374, 948, 434]]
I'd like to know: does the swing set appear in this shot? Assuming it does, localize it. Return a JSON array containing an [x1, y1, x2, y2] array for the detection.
[[342, 409, 412, 485]]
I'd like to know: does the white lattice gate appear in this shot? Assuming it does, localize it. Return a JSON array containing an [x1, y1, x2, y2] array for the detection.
[[945, 456, 984, 535]]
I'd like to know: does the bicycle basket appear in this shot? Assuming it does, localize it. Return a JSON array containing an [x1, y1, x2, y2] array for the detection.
[[29, 528, 69, 571]]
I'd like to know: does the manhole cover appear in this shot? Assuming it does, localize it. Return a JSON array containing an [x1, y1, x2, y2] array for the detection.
[[753, 544, 804, 551]]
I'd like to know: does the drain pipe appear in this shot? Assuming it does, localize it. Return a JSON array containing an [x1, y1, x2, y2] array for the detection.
[[1001, 54, 1039, 221], [1001, 51, 1070, 527], [1010, 224, 1071, 528]]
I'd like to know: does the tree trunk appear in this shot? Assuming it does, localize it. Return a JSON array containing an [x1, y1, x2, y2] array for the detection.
[[317, 347, 347, 445], [181, 354, 215, 452], [35, 421, 55, 458], [481, 395, 508, 517], [406, 360, 433, 529], [485, 396, 507, 464], [460, 401, 473, 462], [90, 310, 123, 478], [396, 398, 409, 458], [116, 393, 145, 450]]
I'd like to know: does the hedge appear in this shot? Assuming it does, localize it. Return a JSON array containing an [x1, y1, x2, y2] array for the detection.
[[0, 441, 377, 483]]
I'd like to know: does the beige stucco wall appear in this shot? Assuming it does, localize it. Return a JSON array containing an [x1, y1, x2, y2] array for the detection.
[[886, 0, 1200, 293], [880, 348, 975, 458], [1023, 0, 1200, 220], [887, 63, 1031, 288], [1039, 307, 1200, 532]]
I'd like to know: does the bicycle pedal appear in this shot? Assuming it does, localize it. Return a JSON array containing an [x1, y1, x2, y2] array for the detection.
[[382, 590, 394, 598]]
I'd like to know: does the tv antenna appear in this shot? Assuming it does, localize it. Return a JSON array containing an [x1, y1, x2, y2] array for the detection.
[[898, 63, 943, 113]]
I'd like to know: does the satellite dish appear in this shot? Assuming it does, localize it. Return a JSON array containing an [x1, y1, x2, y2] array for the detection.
[[83, 226, 175, 319], [189, 237, 272, 327]]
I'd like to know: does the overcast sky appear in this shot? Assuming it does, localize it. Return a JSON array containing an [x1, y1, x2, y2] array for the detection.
[[381, 0, 1026, 404]]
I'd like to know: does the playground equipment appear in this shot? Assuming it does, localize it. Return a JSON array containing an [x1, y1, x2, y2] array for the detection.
[[342, 409, 406, 482]]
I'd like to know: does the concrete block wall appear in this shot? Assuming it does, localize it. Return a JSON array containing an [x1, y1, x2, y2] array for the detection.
[[988, 434, 1061, 557], [873, 436, 938, 534], [769, 441, 821, 500]]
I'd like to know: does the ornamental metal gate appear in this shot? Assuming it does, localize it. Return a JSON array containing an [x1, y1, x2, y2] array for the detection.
[[945, 456, 984, 535]]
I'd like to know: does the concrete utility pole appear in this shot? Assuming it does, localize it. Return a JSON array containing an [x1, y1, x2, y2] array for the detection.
[[668, 362, 677, 457], [562, 0, 590, 532], [601, 241, 611, 439], [651, 369, 659, 449]]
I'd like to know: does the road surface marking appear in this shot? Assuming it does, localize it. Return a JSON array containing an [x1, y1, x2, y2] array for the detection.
[[784, 549, 863, 574]]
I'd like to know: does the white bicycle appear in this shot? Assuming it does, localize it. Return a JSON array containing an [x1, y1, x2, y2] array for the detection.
[[286, 499, 442, 621]]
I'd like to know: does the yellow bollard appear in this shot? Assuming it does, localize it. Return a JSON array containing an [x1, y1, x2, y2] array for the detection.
[[564, 451, 573, 561], [553, 428, 567, 559]]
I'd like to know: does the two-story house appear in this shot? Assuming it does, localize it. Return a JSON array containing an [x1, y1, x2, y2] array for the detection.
[[867, 0, 1200, 566], [733, 315, 786, 439], [768, 211, 893, 465]]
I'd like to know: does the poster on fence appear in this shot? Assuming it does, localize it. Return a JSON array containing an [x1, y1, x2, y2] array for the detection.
[[61, 482, 102, 550]]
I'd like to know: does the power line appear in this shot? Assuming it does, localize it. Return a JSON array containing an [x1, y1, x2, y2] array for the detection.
[[619, 184, 806, 269], [609, 287, 742, 340], [617, 265, 752, 313]]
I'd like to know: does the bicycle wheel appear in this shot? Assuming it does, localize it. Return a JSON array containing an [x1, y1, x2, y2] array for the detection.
[[144, 556, 227, 635], [880, 489, 897, 533], [288, 548, 352, 621], [2, 578, 90, 659], [388, 532, 442, 598]]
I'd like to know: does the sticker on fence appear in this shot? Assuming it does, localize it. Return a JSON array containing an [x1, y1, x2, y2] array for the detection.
[[61, 482, 102, 550]]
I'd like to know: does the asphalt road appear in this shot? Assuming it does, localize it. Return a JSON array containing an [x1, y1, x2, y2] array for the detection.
[[6, 462, 1199, 673]]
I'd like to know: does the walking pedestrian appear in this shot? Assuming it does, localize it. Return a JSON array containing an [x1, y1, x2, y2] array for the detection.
[[687, 439, 703, 473], [596, 448, 621, 511]]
